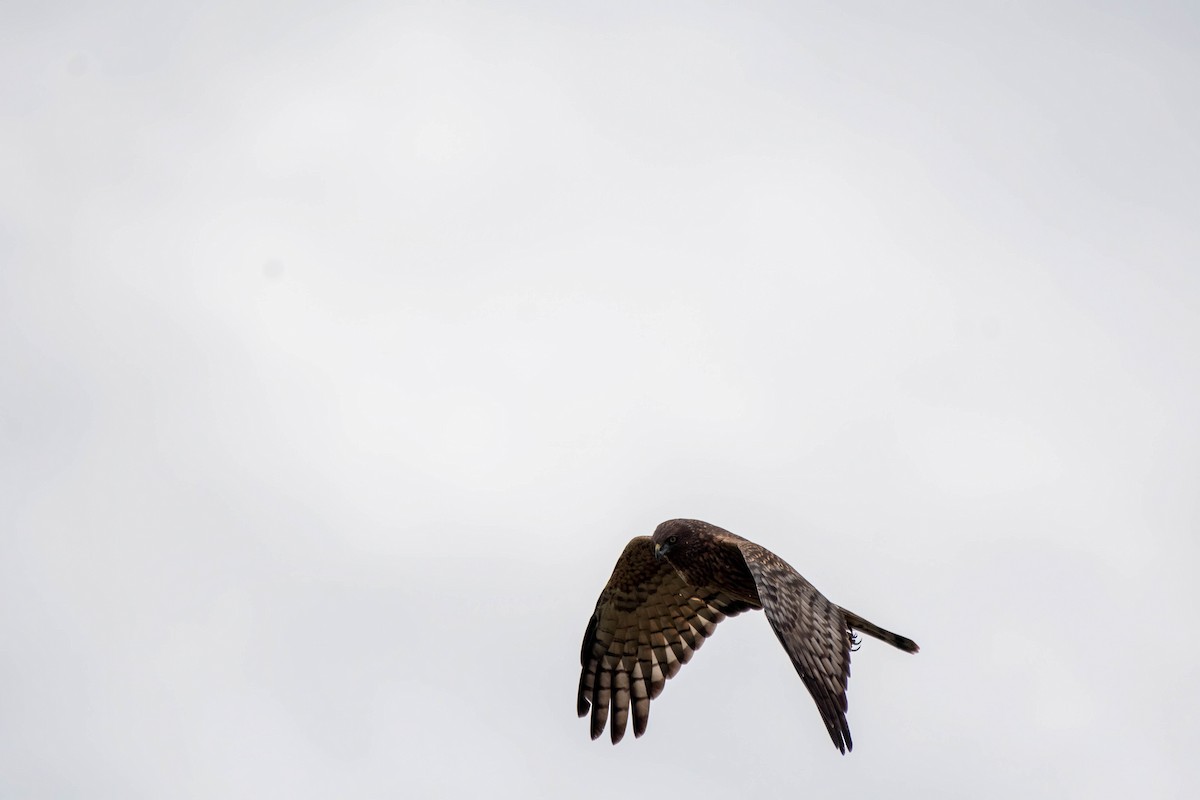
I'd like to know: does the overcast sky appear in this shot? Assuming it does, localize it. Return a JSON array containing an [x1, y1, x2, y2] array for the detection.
[[3, 1, 1198, 797]]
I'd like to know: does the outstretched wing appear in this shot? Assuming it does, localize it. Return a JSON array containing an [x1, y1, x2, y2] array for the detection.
[[578, 536, 755, 743], [734, 540, 855, 753]]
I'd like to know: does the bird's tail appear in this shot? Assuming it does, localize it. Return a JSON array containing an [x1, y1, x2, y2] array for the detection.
[[840, 608, 920, 654]]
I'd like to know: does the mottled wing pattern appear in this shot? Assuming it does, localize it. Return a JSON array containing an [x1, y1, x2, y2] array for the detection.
[[735, 540, 855, 753], [578, 536, 754, 743]]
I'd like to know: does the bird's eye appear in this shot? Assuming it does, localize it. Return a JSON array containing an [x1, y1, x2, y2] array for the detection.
[[668, 535, 678, 544]]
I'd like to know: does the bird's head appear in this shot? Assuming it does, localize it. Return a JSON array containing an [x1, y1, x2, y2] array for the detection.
[[650, 519, 700, 563]]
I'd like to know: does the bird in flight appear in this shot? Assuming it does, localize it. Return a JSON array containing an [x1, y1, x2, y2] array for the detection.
[[577, 519, 919, 752]]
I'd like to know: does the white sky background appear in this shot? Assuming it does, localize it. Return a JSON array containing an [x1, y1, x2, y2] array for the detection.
[[3, 1, 1199, 797]]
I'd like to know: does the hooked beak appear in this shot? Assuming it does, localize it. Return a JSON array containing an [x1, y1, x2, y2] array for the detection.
[[654, 542, 666, 561]]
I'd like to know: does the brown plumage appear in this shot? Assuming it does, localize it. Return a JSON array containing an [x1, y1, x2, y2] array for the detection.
[[577, 519, 919, 752]]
